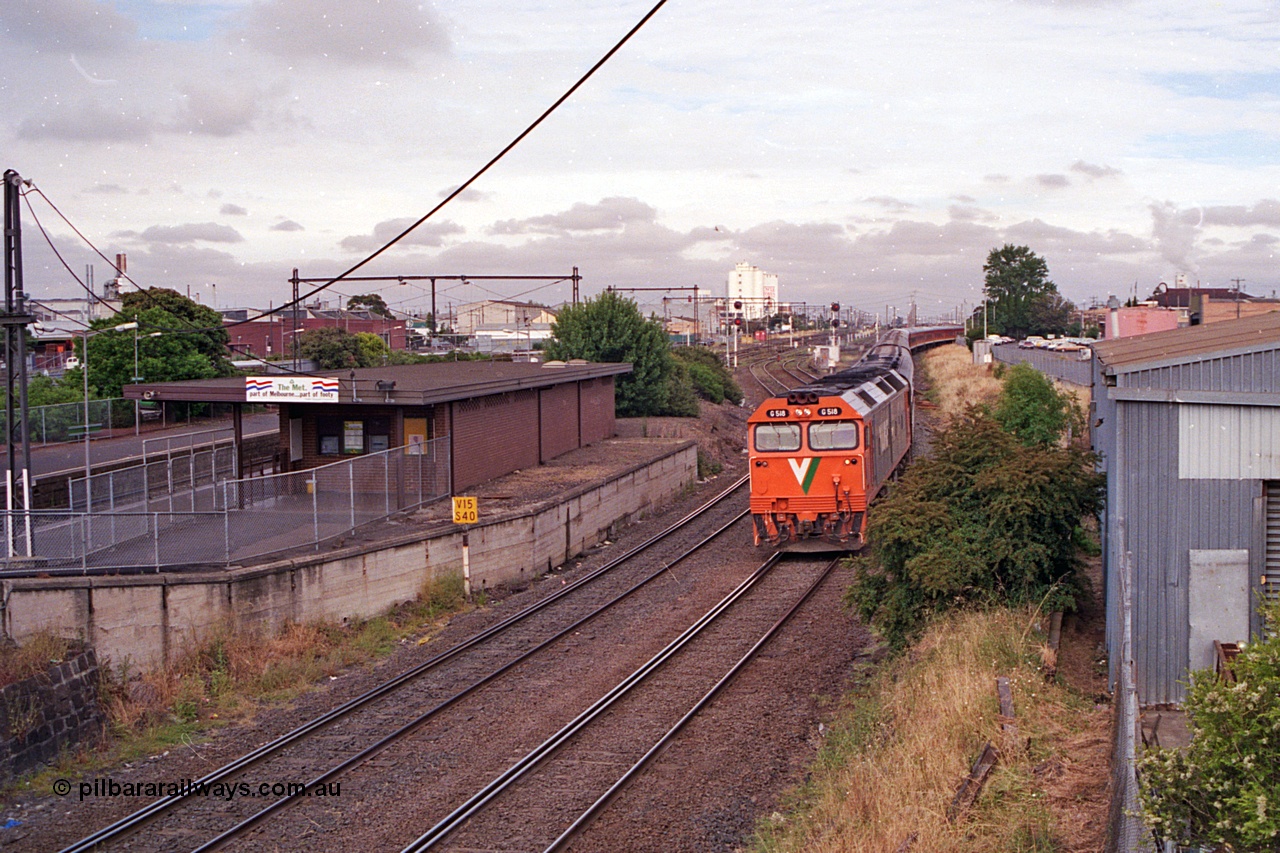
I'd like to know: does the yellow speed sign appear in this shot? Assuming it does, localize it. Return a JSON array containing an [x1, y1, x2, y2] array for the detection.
[[452, 496, 478, 524]]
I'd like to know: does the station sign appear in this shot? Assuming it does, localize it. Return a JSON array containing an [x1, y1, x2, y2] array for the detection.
[[245, 376, 340, 402]]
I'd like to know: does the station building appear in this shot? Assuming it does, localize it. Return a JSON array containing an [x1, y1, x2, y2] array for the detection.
[[124, 360, 630, 492], [1091, 311, 1280, 705]]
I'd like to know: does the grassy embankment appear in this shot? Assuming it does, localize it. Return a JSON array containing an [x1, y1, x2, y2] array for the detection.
[[751, 345, 1109, 853], [4, 574, 477, 796]]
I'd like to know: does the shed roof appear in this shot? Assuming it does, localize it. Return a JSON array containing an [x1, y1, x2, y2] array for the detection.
[[122, 360, 631, 405], [1093, 311, 1280, 373]]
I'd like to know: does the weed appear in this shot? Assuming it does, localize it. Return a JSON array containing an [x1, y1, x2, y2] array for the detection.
[[0, 631, 72, 688], [697, 450, 723, 480]]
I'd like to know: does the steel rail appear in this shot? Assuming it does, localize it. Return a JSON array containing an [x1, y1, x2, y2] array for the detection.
[[544, 556, 839, 851], [59, 474, 749, 853], [746, 357, 788, 397], [400, 551, 785, 853], [191, 508, 751, 852]]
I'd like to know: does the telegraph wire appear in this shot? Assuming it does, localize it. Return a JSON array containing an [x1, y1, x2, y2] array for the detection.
[[224, 0, 670, 329], [22, 186, 143, 294], [16, 0, 671, 336], [19, 190, 123, 318]]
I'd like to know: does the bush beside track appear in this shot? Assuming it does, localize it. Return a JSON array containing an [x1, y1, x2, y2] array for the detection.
[[749, 343, 1112, 853]]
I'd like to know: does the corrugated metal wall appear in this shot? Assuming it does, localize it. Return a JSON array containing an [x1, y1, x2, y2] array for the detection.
[[539, 382, 580, 462], [1117, 346, 1279, 393], [1267, 483, 1280, 606], [1116, 400, 1260, 704], [1098, 343, 1279, 705], [1178, 404, 1280, 479]]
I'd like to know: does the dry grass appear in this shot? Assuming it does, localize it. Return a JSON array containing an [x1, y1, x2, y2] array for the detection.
[[0, 631, 74, 688], [752, 608, 1104, 853], [104, 573, 471, 733], [918, 345, 1003, 425], [11, 574, 474, 795]]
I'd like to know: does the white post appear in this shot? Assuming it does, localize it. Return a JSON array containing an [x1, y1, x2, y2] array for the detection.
[[462, 532, 472, 600], [5, 471, 13, 559], [22, 469, 32, 556]]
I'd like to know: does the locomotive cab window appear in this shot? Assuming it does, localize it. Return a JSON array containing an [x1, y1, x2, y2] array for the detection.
[[753, 423, 801, 452], [809, 421, 860, 450]]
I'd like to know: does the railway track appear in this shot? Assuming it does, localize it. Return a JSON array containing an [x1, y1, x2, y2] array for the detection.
[[60, 477, 753, 853], [745, 346, 818, 397], [400, 553, 838, 852]]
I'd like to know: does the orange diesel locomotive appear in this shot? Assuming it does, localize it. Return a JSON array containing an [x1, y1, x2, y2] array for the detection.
[[748, 328, 944, 550]]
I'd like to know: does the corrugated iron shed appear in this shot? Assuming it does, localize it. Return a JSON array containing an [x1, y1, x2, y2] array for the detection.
[[1094, 310, 1280, 372], [1092, 311, 1280, 705]]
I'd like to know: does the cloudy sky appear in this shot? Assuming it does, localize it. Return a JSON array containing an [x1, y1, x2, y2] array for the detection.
[[2, 0, 1277, 324]]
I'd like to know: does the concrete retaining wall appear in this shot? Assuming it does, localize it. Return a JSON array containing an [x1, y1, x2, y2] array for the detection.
[[3, 441, 697, 672]]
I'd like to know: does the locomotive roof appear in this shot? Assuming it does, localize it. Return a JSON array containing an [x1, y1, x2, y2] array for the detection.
[[793, 343, 910, 394]]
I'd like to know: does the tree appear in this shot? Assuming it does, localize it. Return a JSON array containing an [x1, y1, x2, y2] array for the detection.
[[992, 363, 1075, 447], [298, 327, 366, 369], [982, 245, 1062, 339], [83, 289, 235, 398], [347, 293, 393, 318], [543, 291, 675, 417], [121, 288, 234, 372], [1138, 603, 1280, 851], [354, 332, 390, 366]]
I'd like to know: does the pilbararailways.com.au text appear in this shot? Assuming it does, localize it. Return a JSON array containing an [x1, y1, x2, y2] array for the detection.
[[53, 778, 342, 802]]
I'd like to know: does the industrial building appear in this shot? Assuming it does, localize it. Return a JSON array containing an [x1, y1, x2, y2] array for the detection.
[[726, 262, 778, 321], [1091, 312, 1280, 705]]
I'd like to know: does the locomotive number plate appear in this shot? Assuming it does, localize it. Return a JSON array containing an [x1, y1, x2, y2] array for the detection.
[[766, 409, 789, 418], [818, 407, 842, 416]]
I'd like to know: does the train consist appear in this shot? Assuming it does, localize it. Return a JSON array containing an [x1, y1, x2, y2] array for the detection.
[[747, 325, 961, 550]]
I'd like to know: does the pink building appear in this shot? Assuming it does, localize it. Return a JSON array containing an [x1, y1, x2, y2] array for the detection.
[[1104, 304, 1180, 339]]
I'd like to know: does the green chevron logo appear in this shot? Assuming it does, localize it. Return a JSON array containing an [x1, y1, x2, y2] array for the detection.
[[787, 458, 819, 494]]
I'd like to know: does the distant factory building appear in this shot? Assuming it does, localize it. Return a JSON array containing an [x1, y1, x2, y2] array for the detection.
[[453, 301, 557, 338], [1091, 311, 1280, 705], [726, 262, 778, 322]]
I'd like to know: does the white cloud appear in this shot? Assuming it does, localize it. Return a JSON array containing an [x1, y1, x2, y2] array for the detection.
[[339, 218, 464, 252], [0, 0, 136, 52], [239, 0, 451, 68], [119, 223, 246, 244]]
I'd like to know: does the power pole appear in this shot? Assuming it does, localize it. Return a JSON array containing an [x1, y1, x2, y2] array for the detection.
[[3, 170, 35, 558], [1231, 277, 1246, 318]]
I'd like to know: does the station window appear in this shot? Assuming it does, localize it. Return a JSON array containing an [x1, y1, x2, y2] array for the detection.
[[809, 421, 860, 450], [754, 423, 801, 452], [315, 415, 393, 456]]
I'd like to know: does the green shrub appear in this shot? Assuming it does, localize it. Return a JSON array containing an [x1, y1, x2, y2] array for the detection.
[[992, 363, 1074, 447], [1138, 603, 1280, 850], [671, 346, 743, 405], [845, 408, 1103, 647]]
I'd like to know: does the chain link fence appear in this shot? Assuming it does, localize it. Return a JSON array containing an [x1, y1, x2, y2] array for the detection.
[[0, 438, 450, 573], [1108, 547, 1156, 852], [67, 438, 238, 513], [991, 342, 1093, 386]]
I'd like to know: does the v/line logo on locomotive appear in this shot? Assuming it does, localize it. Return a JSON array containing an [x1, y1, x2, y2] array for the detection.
[[745, 325, 960, 551], [787, 457, 818, 494]]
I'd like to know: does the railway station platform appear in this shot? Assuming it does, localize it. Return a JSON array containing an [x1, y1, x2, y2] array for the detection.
[[5, 437, 698, 671]]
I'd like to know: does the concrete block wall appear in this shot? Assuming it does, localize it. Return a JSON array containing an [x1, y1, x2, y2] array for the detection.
[[4, 442, 696, 672], [0, 646, 104, 782]]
